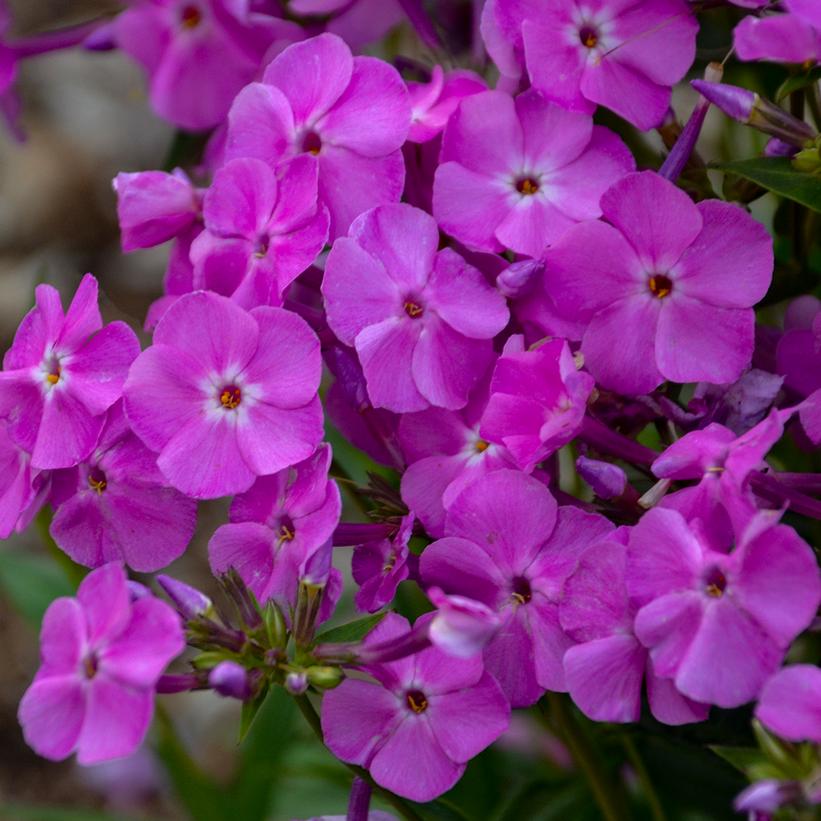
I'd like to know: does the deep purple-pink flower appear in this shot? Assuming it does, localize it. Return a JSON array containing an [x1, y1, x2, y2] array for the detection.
[[18, 563, 183, 764], [0, 274, 140, 470], [323, 203, 509, 413], [754, 665, 821, 743], [481, 0, 698, 130], [124, 291, 323, 499], [421, 470, 614, 706], [48, 403, 197, 572], [225, 33, 410, 238], [190, 156, 329, 308], [433, 89, 634, 257], [548, 171, 773, 395], [628, 508, 821, 708], [321, 613, 510, 801]]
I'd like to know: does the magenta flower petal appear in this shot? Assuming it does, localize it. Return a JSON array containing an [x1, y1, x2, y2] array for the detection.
[[38, 598, 85, 677], [225, 82, 296, 162], [655, 298, 754, 385], [672, 201, 773, 308], [483, 610, 542, 707], [563, 636, 645, 723], [420, 536, 507, 607], [18, 676, 85, 761], [528, 597, 573, 692], [401, 455, 468, 538], [369, 713, 464, 802], [262, 33, 353, 124], [209, 521, 276, 599], [76, 562, 131, 644], [517, 88, 592, 168], [581, 295, 663, 394], [633, 592, 703, 679], [59, 275, 103, 351], [734, 14, 821, 64], [33, 391, 106, 470], [645, 661, 710, 726], [202, 158, 278, 238], [755, 665, 821, 742], [77, 678, 153, 765], [495, 195, 576, 257]]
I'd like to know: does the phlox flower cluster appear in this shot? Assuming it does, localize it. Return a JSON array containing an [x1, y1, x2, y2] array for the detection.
[[2, 0, 821, 817]]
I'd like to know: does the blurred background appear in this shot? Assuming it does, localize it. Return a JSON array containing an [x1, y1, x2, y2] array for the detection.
[[0, 2, 779, 819]]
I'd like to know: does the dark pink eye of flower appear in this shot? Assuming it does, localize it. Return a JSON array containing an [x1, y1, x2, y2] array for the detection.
[[474, 438, 489, 453], [703, 566, 728, 598], [515, 176, 540, 196], [254, 236, 269, 259], [44, 355, 61, 386], [301, 131, 322, 155], [82, 653, 99, 679], [180, 4, 202, 29], [88, 468, 107, 494], [511, 576, 532, 605], [404, 300, 424, 319], [219, 385, 242, 410], [579, 25, 599, 49], [648, 274, 673, 299], [278, 516, 295, 543], [406, 689, 429, 714]]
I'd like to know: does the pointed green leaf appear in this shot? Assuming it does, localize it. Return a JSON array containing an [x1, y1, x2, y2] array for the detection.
[[777, 67, 821, 101], [710, 745, 767, 775], [239, 685, 270, 744], [314, 612, 387, 645], [712, 158, 821, 213]]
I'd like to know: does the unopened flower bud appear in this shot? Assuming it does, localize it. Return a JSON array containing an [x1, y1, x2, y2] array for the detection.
[[734, 779, 803, 814], [496, 259, 544, 299], [157, 574, 212, 620], [284, 671, 309, 695], [427, 588, 500, 658], [306, 665, 343, 690], [764, 138, 798, 158], [209, 661, 253, 700], [576, 455, 627, 499]]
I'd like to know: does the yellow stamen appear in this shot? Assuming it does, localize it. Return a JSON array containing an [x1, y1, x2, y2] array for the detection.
[[475, 439, 489, 453], [220, 387, 241, 409]]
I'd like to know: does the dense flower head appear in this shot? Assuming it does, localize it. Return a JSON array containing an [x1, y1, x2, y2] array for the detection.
[[323, 203, 509, 412], [433, 88, 634, 257], [481, 0, 698, 130], [321, 613, 510, 801], [627, 508, 821, 707], [18, 563, 184, 764], [224, 33, 411, 238], [0, 274, 140, 470], [124, 290, 323, 498], [547, 171, 774, 395]]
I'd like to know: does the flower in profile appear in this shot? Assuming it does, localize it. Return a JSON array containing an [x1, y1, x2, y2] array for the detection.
[[114, 0, 301, 130], [352, 514, 416, 613], [421, 469, 614, 706], [481, 0, 698, 130], [734, 0, 821, 66], [0, 274, 140, 469], [18, 563, 184, 764], [124, 291, 323, 499], [547, 171, 773, 395], [0, 422, 43, 538], [208, 444, 341, 603], [323, 203, 509, 412], [407, 66, 486, 144], [49, 403, 197, 572], [427, 587, 501, 659], [560, 537, 708, 725], [755, 665, 821, 743], [628, 509, 821, 708], [480, 336, 594, 473], [433, 89, 634, 257], [225, 33, 410, 238], [190, 156, 329, 309], [321, 613, 510, 802]]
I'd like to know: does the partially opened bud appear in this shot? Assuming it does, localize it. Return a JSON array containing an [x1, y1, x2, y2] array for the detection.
[[157, 575, 213, 621], [427, 588, 500, 658]]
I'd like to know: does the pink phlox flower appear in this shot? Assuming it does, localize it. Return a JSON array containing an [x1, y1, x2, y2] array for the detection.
[[0, 274, 141, 470], [407, 65, 486, 143], [627, 508, 821, 708], [755, 664, 821, 743], [208, 444, 341, 614], [735, 0, 821, 65], [433, 88, 634, 257], [420, 469, 615, 706], [224, 33, 410, 238], [18, 563, 184, 764], [124, 290, 324, 499], [48, 402, 197, 572], [321, 612, 510, 802], [323, 203, 509, 413], [547, 171, 773, 395]]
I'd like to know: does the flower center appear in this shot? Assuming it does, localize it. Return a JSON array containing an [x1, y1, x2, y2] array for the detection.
[[302, 131, 322, 155], [44, 355, 61, 386], [278, 516, 295, 543], [511, 576, 532, 605], [88, 468, 107, 494], [703, 566, 727, 598], [474, 439, 490, 453], [579, 25, 599, 49], [516, 176, 540, 195], [82, 653, 99, 679], [404, 300, 424, 319], [648, 274, 673, 299], [180, 4, 202, 28], [219, 385, 242, 410], [254, 236, 269, 259], [406, 689, 429, 714]]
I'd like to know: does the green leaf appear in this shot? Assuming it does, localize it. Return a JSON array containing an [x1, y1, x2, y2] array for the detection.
[[710, 745, 767, 775], [0, 550, 74, 625], [777, 67, 821, 101], [712, 158, 821, 212], [314, 612, 387, 645], [238, 684, 269, 744]]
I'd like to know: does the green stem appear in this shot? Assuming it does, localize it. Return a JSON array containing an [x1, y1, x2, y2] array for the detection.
[[541, 693, 630, 821], [622, 735, 666, 821], [294, 695, 426, 821]]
